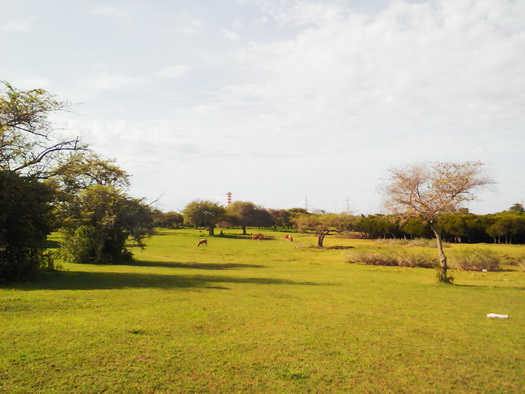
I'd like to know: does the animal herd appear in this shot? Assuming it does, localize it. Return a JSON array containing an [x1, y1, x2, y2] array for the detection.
[[197, 233, 293, 246]]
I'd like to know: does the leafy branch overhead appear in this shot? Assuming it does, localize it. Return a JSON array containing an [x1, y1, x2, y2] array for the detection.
[[0, 81, 86, 177]]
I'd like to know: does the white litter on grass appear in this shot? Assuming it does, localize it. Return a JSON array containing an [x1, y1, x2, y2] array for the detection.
[[487, 313, 509, 318]]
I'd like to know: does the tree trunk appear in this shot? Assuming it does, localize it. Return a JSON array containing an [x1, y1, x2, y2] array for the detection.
[[242, 225, 247, 235], [317, 230, 329, 247], [208, 226, 215, 236], [431, 224, 449, 283]]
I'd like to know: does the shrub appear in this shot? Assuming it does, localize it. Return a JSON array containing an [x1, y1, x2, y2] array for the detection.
[[375, 238, 448, 248], [449, 248, 501, 272], [347, 249, 437, 268]]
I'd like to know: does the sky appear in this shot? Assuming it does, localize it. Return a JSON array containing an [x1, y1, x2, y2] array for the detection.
[[2, 0, 524, 214]]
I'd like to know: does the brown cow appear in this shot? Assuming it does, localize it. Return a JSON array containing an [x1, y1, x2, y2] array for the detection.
[[284, 235, 294, 242], [197, 239, 207, 247], [250, 233, 264, 241]]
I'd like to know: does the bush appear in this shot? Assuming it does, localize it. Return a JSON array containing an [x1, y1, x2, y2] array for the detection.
[[375, 238, 448, 248], [347, 249, 437, 268], [449, 248, 501, 272]]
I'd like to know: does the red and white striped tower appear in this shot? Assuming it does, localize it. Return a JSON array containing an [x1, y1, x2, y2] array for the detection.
[[226, 192, 232, 206]]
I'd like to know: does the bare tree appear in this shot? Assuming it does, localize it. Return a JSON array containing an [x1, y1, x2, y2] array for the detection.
[[382, 161, 493, 282]]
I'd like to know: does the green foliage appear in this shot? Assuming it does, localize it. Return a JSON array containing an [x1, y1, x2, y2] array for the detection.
[[51, 151, 130, 193], [508, 203, 525, 213], [226, 201, 273, 234], [60, 185, 154, 264], [0, 171, 56, 282], [182, 200, 226, 235], [152, 209, 184, 229], [268, 209, 292, 229], [294, 214, 333, 247], [0, 81, 84, 177]]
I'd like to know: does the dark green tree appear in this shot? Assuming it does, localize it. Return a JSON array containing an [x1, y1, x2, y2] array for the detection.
[[226, 201, 273, 235], [0, 172, 56, 282], [183, 200, 226, 236], [268, 209, 292, 230], [152, 210, 184, 229], [508, 203, 525, 213]]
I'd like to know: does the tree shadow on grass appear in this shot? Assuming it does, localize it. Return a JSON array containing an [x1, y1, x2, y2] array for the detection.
[[128, 260, 266, 270], [13, 271, 333, 291], [451, 283, 525, 290]]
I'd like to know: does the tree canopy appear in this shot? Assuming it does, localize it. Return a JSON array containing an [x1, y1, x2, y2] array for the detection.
[[183, 200, 226, 236], [0, 82, 84, 177], [226, 201, 273, 235]]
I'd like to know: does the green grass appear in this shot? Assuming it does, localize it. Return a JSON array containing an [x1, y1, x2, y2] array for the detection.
[[1, 229, 524, 392]]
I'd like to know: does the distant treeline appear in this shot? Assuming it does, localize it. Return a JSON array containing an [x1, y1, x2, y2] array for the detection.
[[153, 204, 525, 245], [351, 211, 525, 244]]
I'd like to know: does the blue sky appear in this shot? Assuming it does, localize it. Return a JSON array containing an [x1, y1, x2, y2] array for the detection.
[[2, 0, 524, 214]]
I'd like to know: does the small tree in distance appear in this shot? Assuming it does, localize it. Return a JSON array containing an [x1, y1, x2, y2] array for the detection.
[[295, 214, 332, 247], [183, 200, 226, 236], [382, 161, 493, 283]]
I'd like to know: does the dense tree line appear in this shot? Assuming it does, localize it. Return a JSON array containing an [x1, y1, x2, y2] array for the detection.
[[176, 200, 525, 247], [351, 209, 525, 244]]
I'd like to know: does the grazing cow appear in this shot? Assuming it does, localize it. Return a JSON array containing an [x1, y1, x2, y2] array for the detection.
[[251, 233, 264, 241], [197, 239, 207, 247], [284, 235, 294, 242]]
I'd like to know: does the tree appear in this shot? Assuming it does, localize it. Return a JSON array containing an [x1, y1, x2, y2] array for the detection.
[[508, 203, 525, 213], [485, 212, 525, 244], [294, 213, 333, 247], [51, 151, 129, 193], [0, 172, 56, 282], [61, 185, 154, 264], [0, 82, 85, 281], [226, 201, 273, 235], [329, 213, 355, 235], [268, 209, 292, 230], [152, 210, 184, 229], [0, 82, 85, 177], [401, 216, 431, 239], [382, 161, 493, 283], [183, 200, 226, 236], [55, 154, 154, 264]]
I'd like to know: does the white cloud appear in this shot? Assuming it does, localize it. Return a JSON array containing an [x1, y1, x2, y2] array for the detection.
[[2, 16, 35, 32], [170, 12, 203, 35], [7, 0, 522, 213], [222, 28, 242, 41], [155, 65, 189, 79], [89, 5, 123, 17], [221, 0, 525, 135], [84, 71, 145, 91]]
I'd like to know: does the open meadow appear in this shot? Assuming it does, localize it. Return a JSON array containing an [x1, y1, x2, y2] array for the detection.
[[1, 229, 524, 392]]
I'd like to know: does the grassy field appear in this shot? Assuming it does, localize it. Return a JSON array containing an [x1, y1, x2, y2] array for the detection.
[[1, 229, 524, 392]]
